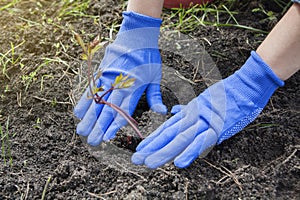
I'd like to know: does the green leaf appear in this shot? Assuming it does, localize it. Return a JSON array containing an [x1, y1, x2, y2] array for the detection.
[[120, 78, 135, 88], [112, 73, 135, 89], [112, 73, 123, 87], [252, 8, 260, 13], [92, 86, 104, 94], [81, 53, 88, 60], [91, 43, 103, 57]]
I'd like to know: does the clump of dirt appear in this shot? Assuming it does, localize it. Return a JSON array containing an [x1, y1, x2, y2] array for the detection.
[[0, 0, 299, 199]]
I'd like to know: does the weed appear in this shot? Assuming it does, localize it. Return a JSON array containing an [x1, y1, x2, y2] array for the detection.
[[56, 0, 98, 20], [252, 5, 277, 23], [246, 123, 279, 131], [33, 118, 42, 129], [51, 98, 57, 107], [0, 41, 25, 79], [1, 117, 14, 167], [21, 57, 69, 91], [4, 85, 10, 93], [0, 0, 20, 12], [75, 33, 143, 139], [273, 0, 292, 14], [163, 3, 267, 33], [21, 61, 48, 91]]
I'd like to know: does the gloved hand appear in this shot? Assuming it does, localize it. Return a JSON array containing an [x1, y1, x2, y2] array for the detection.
[[132, 51, 284, 169], [74, 11, 167, 146]]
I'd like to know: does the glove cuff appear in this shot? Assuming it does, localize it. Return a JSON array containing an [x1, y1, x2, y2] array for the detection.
[[119, 11, 162, 32], [111, 12, 162, 50], [233, 51, 284, 107]]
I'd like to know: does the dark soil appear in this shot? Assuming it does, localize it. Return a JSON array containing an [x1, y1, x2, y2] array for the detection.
[[0, 0, 299, 199]]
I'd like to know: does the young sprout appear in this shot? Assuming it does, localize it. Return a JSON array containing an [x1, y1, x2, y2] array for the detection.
[[75, 33, 143, 139]]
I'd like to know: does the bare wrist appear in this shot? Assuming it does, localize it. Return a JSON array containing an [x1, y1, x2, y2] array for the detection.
[[127, 0, 164, 18]]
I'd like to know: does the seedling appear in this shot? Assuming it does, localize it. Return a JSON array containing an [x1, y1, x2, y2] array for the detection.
[[1, 117, 14, 167], [164, 3, 267, 33], [0, 41, 25, 80], [33, 117, 42, 129], [0, 0, 20, 12], [75, 33, 143, 139], [58, 0, 98, 20]]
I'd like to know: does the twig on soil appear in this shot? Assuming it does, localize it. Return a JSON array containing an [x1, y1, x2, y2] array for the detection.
[[17, 92, 22, 107], [115, 161, 147, 181], [274, 148, 298, 171], [70, 130, 78, 146], [201, 37, 212, 46], [158, 167, 175, 176], [184, 181, 189, 200], [32, 96, 72, 105], [58, 65, 73, 83], [41, 175, 52, 200], [22, 182, 30, 200], [192, 60, 200, 82], [203, 159, 243, 191], [46, 115, 60, 126], [87, 190, 117, 199], [175, 70, 197, 85]]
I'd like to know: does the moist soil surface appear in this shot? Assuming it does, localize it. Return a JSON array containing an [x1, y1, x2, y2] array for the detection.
[[0, 0, 299, 199]]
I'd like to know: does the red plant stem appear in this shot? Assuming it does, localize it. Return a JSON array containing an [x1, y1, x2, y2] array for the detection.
[[98, 87, 138, 127], [93, 87, 142, 138], [83, 36, 142, 139], [87, 55, 94, 97], [94, 87, 136, 120], [98, 87, 114, 100], [100, 99, 143, 139]]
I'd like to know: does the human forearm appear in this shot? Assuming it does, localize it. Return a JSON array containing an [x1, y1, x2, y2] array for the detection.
[[127, 0, 164, 18], [257, 3, 300, 81]]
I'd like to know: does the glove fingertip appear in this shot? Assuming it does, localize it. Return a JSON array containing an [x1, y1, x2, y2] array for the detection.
[[131, 152, 147, 165], [87, 134, 103, 146], [87, 126, 105, 146], [135, 142, 145, 151], [150, 103, 167, 115], [103, 132, 114, 141], [170, 105, 183, 114], [103, 130, 117, 141], [174, 157, 194, 169], [135, 139, 152, 151], [76, 124, 89, 137], [144, 156, 162, 169]]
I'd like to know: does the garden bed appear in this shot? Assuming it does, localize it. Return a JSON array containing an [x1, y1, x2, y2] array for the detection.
[[0, 0, 299, 199]]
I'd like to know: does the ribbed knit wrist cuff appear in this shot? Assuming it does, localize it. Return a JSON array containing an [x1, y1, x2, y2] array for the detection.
[[119, 11, 162, 32], [113, 12, 162, 50]]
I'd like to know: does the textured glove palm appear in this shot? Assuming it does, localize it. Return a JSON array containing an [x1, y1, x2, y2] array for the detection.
[[132, 51, 284, 169], [74, 12, 167, 146]]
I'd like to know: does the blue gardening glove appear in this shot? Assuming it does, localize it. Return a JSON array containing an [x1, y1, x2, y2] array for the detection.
[[74, 11, 167, 146], [132, 51, 284, 169]]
